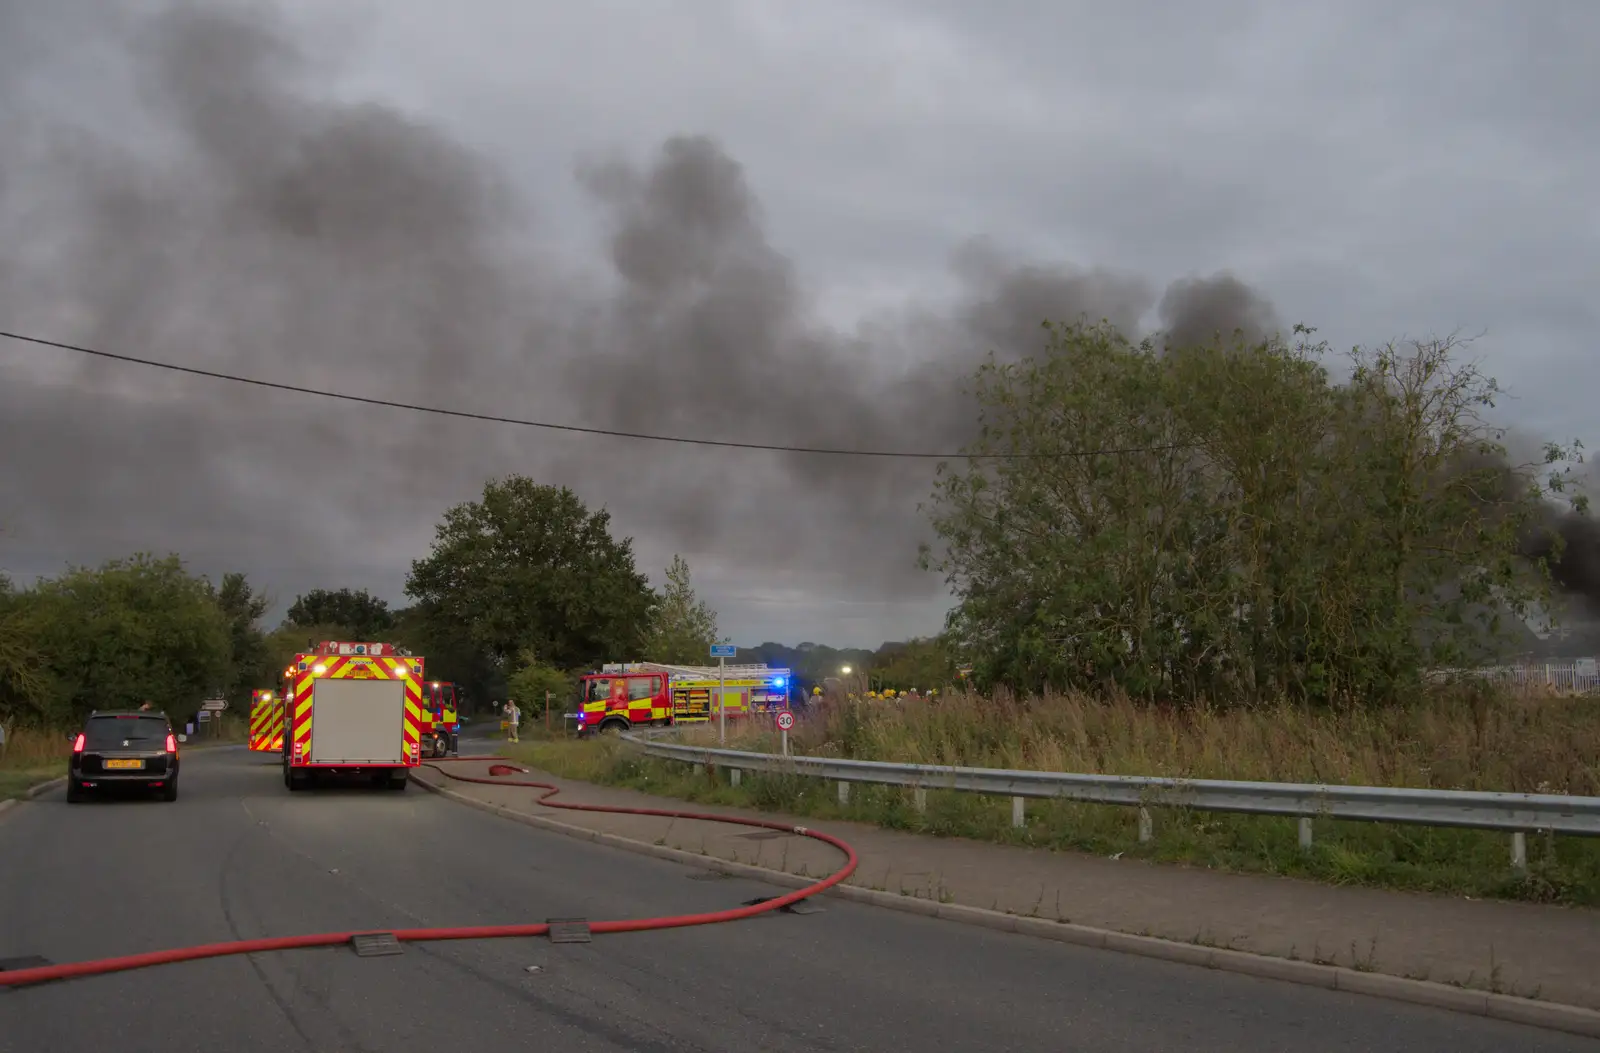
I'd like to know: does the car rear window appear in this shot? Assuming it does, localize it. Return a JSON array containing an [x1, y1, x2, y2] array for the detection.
[[84, 716, 169, 749]]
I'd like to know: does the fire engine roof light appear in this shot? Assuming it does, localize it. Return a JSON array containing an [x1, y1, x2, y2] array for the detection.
[[771, 676, 787, 689], [393, 664, 408, 675], [313, 663, 327, 675]]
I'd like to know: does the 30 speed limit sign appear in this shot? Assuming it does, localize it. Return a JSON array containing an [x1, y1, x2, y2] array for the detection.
[[775, 710, 795, 731]]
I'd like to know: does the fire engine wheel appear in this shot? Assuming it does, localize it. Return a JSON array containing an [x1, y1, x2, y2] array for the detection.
[[599, 719, 628, 735], [388, 773, 408, 791], [433, 735, 450, 758]]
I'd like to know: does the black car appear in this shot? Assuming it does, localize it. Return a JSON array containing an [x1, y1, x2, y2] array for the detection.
[[67, 711, 181, 803]]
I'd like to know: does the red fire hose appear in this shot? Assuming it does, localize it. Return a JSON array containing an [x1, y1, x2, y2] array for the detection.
[[0, 755, 857, 988]]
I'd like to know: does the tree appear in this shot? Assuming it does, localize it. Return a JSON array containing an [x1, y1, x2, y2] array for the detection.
[[873, 637, 958, 692], [925, 322, 1580, 705], [505, 649, 575, 723], [286, 588, 393, 640], [389, 601, 505, 709], [24, 554, 232, 723], [215, 572, 272, 705], [644, 555, 719, 664], [406, 477, 656, 672], [263, 622, 346, 681], [0, 586, 47, 730]]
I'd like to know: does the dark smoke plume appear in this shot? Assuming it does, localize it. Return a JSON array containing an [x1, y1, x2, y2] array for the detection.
[[0, 2, 1293, 641]]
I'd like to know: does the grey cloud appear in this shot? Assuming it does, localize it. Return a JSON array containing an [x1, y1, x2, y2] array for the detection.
[[0, 2, 1385, 645]]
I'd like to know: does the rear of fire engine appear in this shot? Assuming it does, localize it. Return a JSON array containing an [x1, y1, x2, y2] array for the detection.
[[281, 641, 424, 791], [248, 685, 286, 754], [568, 662, 791, 734]]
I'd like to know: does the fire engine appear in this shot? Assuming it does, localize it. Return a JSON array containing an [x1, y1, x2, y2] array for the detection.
[[417, 680, 462, 758], [281, 641, 425, 791], [248, 686, 286, 754], [568, 662, 792, 734]]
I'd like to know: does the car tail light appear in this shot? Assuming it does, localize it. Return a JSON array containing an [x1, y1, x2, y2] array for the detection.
[[166, 733, 178, 753], [72, 733, 85, 753]]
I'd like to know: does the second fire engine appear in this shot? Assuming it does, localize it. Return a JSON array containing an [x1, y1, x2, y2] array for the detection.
[[568, 662, 792, 734]]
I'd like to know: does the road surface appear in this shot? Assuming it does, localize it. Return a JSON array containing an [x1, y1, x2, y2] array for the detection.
[[1, 744, 1593, 1052]]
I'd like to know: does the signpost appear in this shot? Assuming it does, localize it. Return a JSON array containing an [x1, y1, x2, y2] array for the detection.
[[775, 709, 794, 756], [200, 699, 227, 738], [710, 642, 737, 744]]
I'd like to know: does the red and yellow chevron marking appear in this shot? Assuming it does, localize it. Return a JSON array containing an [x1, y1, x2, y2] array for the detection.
[[248, 694, 285, 753], [287, 652, 425, 767]]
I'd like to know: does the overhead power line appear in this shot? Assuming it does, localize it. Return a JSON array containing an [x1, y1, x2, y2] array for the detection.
[[0, 328, 1199, 460]]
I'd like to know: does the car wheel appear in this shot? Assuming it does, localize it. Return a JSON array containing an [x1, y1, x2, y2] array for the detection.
[[67, 782, 85, 804], [162, 781, 178, 802]]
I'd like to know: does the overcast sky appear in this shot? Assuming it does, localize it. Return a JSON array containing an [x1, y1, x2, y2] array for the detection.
[[0, 0, 1596, 648]]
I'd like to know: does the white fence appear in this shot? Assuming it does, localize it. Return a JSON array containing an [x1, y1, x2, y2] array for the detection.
[[1427, 660, 1600, 695]]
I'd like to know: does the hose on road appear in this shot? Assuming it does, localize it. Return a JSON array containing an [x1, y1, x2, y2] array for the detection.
[[0, 755, 857, 989]]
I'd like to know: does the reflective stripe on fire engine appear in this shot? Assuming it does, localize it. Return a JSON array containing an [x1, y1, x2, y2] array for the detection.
[[249, 697, 286, 753]]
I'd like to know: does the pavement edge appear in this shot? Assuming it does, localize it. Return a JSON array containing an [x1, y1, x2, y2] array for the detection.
[[412, 769, 1600, 1041]]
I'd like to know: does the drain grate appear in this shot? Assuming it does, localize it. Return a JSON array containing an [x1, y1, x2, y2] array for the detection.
[[0, 956, 51, 972], [735, 830, 789, 841], [547, 918, 592, 944], [687, 870, 732, 881], [741, 896, 825, 916], [350, 932, 404, 958]]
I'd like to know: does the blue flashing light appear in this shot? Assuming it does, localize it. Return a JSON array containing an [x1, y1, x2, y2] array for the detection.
[[771, 676, 787, 689]]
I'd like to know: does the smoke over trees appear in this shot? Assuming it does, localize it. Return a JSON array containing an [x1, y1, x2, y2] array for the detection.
[[0, 3, 1592, 655]]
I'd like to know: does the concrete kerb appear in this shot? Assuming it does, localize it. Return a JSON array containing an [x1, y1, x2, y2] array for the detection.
[[24, 776, 66, 799], [411, 769, 1600, 1041]]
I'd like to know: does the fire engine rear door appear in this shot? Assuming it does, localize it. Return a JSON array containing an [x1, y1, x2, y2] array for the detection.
[[308, 678, 406, 764]]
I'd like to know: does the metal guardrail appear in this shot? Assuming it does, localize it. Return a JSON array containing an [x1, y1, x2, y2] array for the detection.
[[622, 735, 1600, 840]]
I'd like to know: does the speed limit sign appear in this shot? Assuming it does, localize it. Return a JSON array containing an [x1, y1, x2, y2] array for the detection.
[[775, 710, 795, 731]]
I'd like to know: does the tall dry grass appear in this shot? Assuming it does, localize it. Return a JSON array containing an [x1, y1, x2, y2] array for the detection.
[[0, 725, 73, 769], [697, 686, 1600, 795]]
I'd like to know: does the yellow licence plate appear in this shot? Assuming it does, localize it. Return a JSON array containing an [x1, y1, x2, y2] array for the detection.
[[104, 758, 144, 770]]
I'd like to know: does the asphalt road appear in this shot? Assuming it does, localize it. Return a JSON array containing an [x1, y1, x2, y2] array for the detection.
[[1, 744, 1594, 1053]]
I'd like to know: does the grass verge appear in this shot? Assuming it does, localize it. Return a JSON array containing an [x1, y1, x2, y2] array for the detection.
[[502, 686, 1600, 907], [0, 765, 61, 800]]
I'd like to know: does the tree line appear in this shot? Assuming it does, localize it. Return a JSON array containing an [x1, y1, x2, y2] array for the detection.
[[924, 323, 1587, 705], [4, 321, 1580, 728], [0, 477, 726, 730]]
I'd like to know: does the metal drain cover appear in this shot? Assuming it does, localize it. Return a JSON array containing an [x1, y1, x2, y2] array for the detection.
[[547, 918, 592, 944], [742, 896, 825, 916], [351, 932, 404, 958], [0, 956, 51, 971]]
